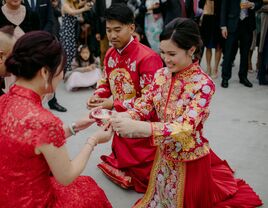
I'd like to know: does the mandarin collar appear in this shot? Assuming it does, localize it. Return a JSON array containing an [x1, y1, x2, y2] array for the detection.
[[116, 36, 138, 55], [9, 84, 42, 105], [172, 60, 200, 78]]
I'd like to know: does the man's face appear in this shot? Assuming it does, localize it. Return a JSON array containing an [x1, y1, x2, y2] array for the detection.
[[106, 20, 135, 50]]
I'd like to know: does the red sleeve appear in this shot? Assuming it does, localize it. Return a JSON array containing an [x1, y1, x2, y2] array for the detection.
[[139, 53, 163, 94], [114, 53, 163, 112], [35, 116, 66, 148]]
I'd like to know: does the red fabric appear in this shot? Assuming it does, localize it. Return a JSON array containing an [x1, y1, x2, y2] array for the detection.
[[184, 151, 262, 208], [101, 134, 156, 193], [0, 85, 112, 208]]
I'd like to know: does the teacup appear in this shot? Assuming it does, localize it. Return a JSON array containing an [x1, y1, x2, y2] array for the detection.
[[91, 109, 112, 126]]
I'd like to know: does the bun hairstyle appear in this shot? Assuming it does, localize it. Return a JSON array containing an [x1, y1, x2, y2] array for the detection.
[[160, 18, 203, 60], [5, 31, 66, 82]]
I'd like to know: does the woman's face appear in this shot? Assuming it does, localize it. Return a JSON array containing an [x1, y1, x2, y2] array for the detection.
[[160, 39, 193, 73], [5, 0, 22, 9], [80, 47, 90, 61]]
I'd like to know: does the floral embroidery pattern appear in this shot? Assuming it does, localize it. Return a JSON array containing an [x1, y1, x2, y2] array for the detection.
[[130, 63, 215, 161], [134, 149, 185, 208], [109, 68, 136, 101], [130, 60, 137, 72], [108, 57, 117, 68]]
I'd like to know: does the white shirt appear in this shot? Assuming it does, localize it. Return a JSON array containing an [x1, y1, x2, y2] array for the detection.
[[106, 0, 112, 8]]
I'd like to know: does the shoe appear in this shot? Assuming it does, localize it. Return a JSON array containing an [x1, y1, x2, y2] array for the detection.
[[239, 78, 253, 88], [221, 79, 229, 88], [48, 102, 67, 112], [97, 162, 134, 189]]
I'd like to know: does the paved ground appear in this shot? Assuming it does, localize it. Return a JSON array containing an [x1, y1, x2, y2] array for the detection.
[[48, 51, 268, 208]]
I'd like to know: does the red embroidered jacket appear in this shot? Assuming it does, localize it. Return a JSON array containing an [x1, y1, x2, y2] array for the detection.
[[129, 62, 216, 162], [94, 38, 163, 112]]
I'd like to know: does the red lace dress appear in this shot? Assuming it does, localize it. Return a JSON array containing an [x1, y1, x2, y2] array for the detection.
[[0, 85, 112, 208]]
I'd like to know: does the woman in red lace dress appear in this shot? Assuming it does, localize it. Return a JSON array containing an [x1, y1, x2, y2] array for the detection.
[[0, 31, 113, 208]]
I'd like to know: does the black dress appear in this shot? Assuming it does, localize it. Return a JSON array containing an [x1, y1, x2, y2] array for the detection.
[[0, 6, 40, 33], [60, 14, 78, 72], [199, 0, 223, 49]]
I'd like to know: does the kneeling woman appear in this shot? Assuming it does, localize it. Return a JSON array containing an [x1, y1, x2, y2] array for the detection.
[[110, 18, 263, 208]]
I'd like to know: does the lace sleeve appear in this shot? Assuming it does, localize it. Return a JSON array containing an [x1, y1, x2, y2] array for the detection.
[[34, 116, 66, 148]]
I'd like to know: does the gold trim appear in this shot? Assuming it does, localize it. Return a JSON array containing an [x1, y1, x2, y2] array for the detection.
[[133, 147, 161, 207], [133, 149, 187, 208], [177, 162, 186, 208]]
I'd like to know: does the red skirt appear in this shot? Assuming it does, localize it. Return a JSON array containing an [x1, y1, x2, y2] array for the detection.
[[133, 149, 262, 208], [184, 150, 263, 208]]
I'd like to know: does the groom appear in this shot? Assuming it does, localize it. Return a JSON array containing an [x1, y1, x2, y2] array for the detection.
[[87, 3, 163, 193]]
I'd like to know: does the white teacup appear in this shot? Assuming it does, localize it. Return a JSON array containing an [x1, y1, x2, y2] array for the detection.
[[91, 109, 112, 126]]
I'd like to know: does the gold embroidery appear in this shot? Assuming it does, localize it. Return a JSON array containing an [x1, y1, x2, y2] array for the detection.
[[109, 68, 136, 100], [155, 75, 166, 85], [133, 148, 187, 208], [165, 142, 210, 161], [177, 162, 186, 208], [133, 148, 161, 208], [173, 134, 196, 152]]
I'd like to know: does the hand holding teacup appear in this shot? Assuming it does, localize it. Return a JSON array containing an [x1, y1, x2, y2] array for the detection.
[[91, 108, 113, 127]]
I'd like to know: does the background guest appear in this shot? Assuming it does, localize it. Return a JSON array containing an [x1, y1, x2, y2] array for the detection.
[[65, 44, 102, 91], [220, 0, 263, 88]]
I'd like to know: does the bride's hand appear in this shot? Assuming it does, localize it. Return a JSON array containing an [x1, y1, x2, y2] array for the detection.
[[75, 107, 103, 131], [110, 116, 152, 138]]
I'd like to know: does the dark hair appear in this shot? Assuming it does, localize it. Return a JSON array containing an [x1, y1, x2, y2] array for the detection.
[[76, 44, 94, 66], [105, 3, 134, 24], [160, 18, 203, 60], [5, 31, 66, 82]]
